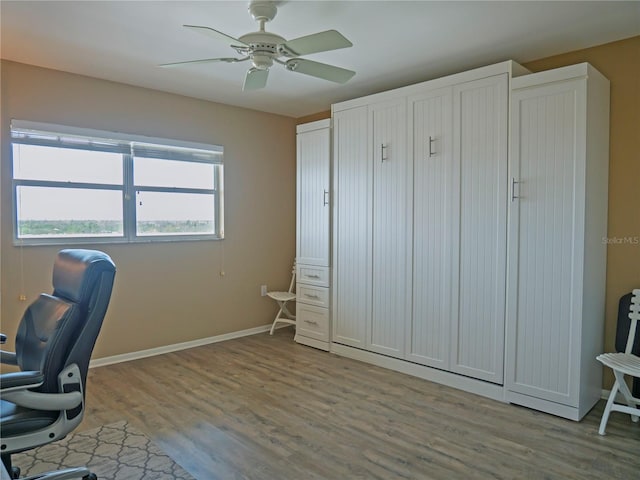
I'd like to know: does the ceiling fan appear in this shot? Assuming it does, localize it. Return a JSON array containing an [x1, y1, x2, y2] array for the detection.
[[160, 1, 356, 91]]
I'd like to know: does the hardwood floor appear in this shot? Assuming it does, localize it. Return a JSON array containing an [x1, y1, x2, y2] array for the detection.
[[82, 329, 640, 479]]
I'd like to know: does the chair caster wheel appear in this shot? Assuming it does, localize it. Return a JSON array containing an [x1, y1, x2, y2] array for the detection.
[[10, 466, 20, 479], [83, 474, 97, 480]]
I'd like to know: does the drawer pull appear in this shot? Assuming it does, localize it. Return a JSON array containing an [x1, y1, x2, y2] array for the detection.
[[305, 274, 321, 279], [303, 319, 319, 325], [304, 294, 320, 299]]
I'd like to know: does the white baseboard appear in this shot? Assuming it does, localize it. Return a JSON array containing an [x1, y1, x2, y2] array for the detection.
[[602, 389, 613, 401], [89, 323, 274, 368], [601, 388, 636, 403]]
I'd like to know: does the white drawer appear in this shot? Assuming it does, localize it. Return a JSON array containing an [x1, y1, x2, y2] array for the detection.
[[297, 265, 330, 287], [296, 284, 329, 308], [296, 304, 329, 341]]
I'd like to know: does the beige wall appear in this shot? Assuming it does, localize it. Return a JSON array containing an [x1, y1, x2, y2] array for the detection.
[[523, 36, 640, 387], [1, 61, 297, 359]]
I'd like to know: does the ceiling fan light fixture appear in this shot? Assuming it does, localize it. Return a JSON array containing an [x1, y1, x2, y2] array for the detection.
[[252, 54, 274, 70]]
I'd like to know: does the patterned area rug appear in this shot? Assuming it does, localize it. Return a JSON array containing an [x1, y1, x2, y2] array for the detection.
[[13, 420, 194, 480]]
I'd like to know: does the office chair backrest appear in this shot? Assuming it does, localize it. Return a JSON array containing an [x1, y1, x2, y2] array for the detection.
[[14, 249, 116, 395]]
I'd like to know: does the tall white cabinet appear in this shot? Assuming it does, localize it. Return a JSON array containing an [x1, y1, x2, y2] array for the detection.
[[407, 75, 509, 384], [295, 119, 332, 351], [332, 99, 414, 359], [331, 61, 524, 395], [321, 60, 610, 421], [505, 64, 610, 420]]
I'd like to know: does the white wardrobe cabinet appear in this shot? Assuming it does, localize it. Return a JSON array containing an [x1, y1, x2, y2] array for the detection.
[[327, 60, 609, 420], [505, 63, 610, 420], [407, 74, 508, 385], [331, 61, 521, 392], [332, 98, 412, 359], [295, 119, 331, 351]]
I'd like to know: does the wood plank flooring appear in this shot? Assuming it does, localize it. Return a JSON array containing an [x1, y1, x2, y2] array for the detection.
[[81, 329, 639, 479]]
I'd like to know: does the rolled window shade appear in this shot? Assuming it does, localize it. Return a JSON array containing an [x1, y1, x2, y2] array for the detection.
[[10, 120, 223, 163], [131, 142, 223, 164], [10, 127, 131, 154]]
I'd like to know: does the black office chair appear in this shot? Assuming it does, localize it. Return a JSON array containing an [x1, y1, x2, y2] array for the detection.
[[0, 249, 116, 480]]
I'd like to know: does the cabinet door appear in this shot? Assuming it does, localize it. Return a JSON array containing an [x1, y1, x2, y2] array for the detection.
[[505, 79, 584, 406], [332, 107, 370, 348], [450, 74, 508, 383], [297, 126, 330, 266], [407, 87, 454, 368], [369, 98, 411, 358]]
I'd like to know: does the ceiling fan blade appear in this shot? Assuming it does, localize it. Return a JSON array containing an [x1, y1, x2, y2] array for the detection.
[[282, 30, 352, 56], [286, 58, 355, 84], [159, 57, 247, 68], [184, 25, 249, 49], [243, 68, 269, 91]]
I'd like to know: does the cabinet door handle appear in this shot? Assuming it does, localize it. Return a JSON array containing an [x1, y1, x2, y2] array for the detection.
[[323, 189, 329, 206], [511, 177, 520, 202], [428, 136, 436, 157], [381, 143, 388, 162]]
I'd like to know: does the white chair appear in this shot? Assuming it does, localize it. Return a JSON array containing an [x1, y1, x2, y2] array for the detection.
[[597, 288, 640, 435], [268, 263, 296, 335]]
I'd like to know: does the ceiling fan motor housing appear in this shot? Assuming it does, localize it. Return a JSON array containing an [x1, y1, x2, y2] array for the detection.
[[238, 31, 286, 69]]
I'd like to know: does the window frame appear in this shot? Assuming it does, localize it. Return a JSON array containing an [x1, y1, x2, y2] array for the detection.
[[10, 120, 224, 246]]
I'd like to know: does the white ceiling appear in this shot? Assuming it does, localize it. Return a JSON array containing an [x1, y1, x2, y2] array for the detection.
[[1, 1, 639, 118]]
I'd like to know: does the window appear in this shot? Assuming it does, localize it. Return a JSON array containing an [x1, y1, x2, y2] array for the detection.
[[11, 120, 224, 244]]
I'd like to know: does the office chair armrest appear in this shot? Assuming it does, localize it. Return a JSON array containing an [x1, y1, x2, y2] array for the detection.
[[0, 370, 45, 392], [0, 350, 18, 365], [2, 388, 83, 411], [1, 365, 83, 411], [0, 334, 18, 365]]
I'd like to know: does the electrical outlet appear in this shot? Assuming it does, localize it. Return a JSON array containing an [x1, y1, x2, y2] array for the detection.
[[261, 285, 267, 296]]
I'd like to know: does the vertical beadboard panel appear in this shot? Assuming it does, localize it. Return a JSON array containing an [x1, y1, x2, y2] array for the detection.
[[451, 75, 507, 383], [332, 107, 370, 348], [407, 87, 453, 368], [370, 99, 408, 358], [506, 81, 579, 404], [297, 127, 330, 266]]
